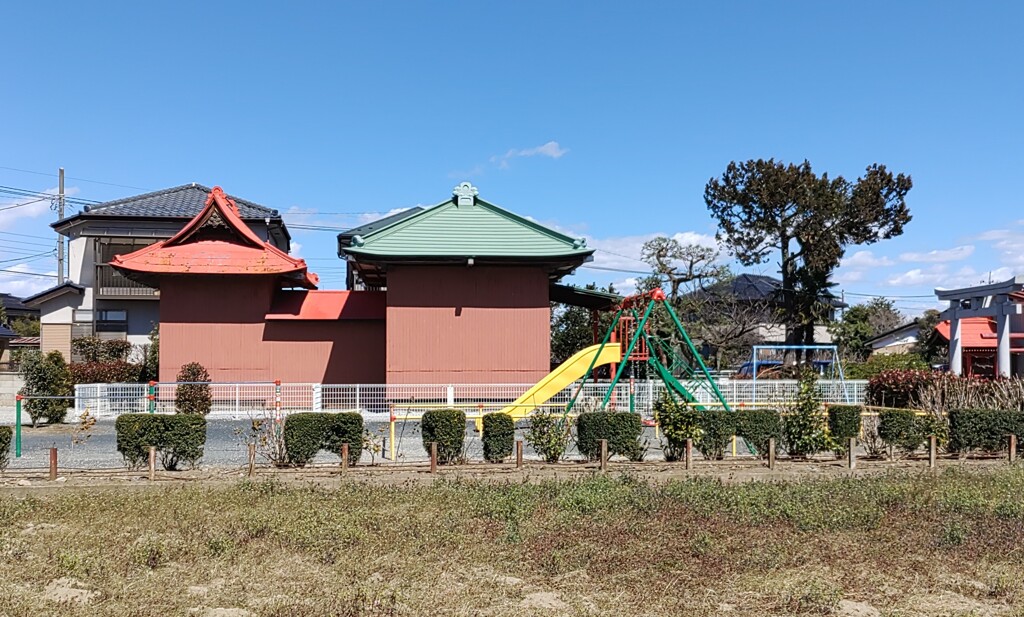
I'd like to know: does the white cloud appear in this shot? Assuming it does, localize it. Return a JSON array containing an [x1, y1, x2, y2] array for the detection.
[[289, 241, 303, 258], [899, 245, 975, 263], [0, 263, 58, 297], [887, 264, 1016, 290], [491, 141, 569, 170], [841, 250, 894, 268], [356, 207, 413, 226], [833, 270, 865, 284]]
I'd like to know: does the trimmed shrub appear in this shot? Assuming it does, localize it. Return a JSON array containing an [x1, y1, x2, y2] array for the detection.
[[576, 411, 643, 461], [526, 409, 570, 463], [323, 413, 364, 467], [735, 409, 782, 458], [878, 409, 924, 455], [482, 412, 515, 463], [284, 412, 364, 467], [654, 393, 699, 462], [71, 336, 133, 362], [845, 353, 928, 380], [175, 362, 212, 415], [783, 371, 827, 458], [692, 409, 736, 461], [0, 426, 11, 471], [19, 350, 73, 425], [827, 405, 863, 454], [115, 414, 206, 471], [948, 409, 1024, 455], [421, 409, 466, 465], [71, 361, 143, 385]]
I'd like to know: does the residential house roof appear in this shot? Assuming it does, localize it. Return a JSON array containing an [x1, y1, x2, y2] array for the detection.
[[725, 273, 847, 308], [0, 293, 38, 316], [866, 320, 920, 346], [111, 186, 317, 289], [21, 282, 85, 307], [0, 324, 15, 339], [52, 183, 291, 248]]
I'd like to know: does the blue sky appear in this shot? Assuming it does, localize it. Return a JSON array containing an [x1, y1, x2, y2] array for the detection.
[[2, 2, 1022, 317]]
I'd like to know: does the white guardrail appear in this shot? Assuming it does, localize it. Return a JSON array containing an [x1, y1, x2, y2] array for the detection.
[[74, 379, 868, 419]]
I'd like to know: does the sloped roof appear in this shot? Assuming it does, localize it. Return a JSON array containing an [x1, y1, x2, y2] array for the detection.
[[21, 282, 85, 307], [0, 324, 15, 339], [341, 183, 592, 261], [0, 292, 35, 313], [935, 317, 997, 349], [111, 186, 317, 288], [721, 273, 847, 308], [57, 183, 279, 223], [336, 207, 424, 252], [266, 291, 385, 320]]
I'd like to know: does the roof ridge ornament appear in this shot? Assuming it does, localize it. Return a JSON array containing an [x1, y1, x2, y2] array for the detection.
[[453, 181, 478, 207]]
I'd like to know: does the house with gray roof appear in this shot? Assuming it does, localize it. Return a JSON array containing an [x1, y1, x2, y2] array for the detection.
[[24, 184, 291, 358]]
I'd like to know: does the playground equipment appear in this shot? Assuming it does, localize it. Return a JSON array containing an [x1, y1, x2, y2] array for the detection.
[[567, 288, 730, 413], [496, 344, 621, 421], [748, 344, 851, 404]]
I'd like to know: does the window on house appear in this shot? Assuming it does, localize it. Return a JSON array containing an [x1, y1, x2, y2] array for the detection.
[[96, 309, 128, 339]]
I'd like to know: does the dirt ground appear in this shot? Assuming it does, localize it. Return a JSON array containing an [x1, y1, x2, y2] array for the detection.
[[1, 454, 1015, 493]]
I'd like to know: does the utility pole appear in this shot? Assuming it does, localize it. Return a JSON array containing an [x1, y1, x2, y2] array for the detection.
[[57, 167, 65, 284]]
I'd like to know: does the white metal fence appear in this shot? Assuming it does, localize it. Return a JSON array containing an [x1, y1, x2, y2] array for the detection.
[[75, 378, 867, 419]]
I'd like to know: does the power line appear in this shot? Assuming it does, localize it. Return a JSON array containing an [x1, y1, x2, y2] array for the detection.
[[0, 250, 54, 265], [0, 230, 53, 241], [0, 165, 150, 191], [0, 267, 55, 278]]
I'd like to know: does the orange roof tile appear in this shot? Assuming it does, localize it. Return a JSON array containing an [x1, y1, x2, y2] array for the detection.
[[111, 186, 317, 288], [935, 317, 996, 349]]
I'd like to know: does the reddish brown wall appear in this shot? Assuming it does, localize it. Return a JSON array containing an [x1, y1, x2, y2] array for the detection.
[[386, 265, 550, 384], [159, 277, 385, 383]]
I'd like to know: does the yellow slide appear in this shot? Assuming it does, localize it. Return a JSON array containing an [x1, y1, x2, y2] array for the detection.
[[498, 344, 622, 421]]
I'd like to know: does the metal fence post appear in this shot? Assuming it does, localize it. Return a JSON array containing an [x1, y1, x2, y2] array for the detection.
[[14, 395, 22, 458], [148, 381, 156, 414]]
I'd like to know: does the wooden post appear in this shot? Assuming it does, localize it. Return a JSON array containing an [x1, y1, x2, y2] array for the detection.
[[928, 435, 937, 470], [768, 437, 776, 470], [847, 437, 856, 470], [599, 439, 608, 473], [515, 440, 523, 469], [429, 442, 437, 474], [1009, 434, 1017, 464], [247, 443, 256, 478], [341, 443, 349, 475], [685, 438, 693, 470], [148, 446, 156, 482], [48, 447, 57, 481]]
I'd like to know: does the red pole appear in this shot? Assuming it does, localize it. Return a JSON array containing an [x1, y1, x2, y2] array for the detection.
[[48, 447, 58, 481]]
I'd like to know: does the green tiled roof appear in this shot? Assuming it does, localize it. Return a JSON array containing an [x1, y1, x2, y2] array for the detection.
[[343, 183, 593, 260]]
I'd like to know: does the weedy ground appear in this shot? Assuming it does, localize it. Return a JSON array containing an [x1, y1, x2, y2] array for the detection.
[[1, 469, 1024, 616]]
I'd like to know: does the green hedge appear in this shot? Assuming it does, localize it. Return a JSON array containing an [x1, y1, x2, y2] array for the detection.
[[576, 412, 643, 461], [735, 409, 782, 458], [0, 426, 11, 471], [654, 394, 698, 461], [949, 409, 1024, 454], [482, 412, 514, 463], [692, 409, 736, 461], [283, 412, 363, 467], [878, 409, 924, 454], [422, 409, 466, 465], [115, 414, 207, 471], [828, 405, 862, 453]]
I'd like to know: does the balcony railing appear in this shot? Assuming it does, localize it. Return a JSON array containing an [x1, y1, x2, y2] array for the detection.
[[95, 264, 158, 299]]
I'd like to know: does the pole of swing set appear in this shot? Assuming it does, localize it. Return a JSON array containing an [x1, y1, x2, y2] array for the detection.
[[15, 394, 23, 458]]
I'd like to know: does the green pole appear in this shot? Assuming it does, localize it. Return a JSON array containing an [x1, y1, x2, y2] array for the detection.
[[661, 298, 730, 411], [148, 381, 156, 414], [15, 395, 22, 458], [602, 300, 656, 409], [566, 308, 623, 414]]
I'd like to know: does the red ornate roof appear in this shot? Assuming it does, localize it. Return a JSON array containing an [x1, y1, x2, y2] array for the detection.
[[111, 186, 317, 288]]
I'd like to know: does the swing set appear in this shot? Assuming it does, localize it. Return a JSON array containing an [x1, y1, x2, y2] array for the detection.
[[565, 288, 731, 414]]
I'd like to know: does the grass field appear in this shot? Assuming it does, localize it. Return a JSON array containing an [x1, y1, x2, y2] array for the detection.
[[2, 469, 1024, 616]]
